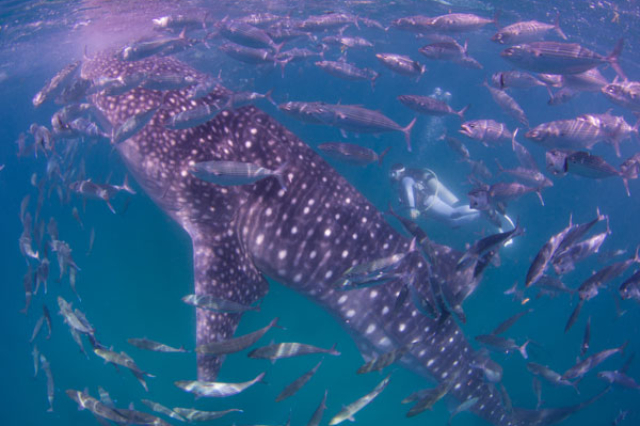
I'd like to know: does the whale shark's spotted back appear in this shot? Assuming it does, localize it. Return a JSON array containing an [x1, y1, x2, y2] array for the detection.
[[81, 54, 572, 426]]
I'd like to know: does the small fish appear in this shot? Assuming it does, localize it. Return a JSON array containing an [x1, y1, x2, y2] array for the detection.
[[501, 39, 625, 78], [175, 371, 265, 397], [33, 61, 81, 107], [32, 344, 39, 377], [475, 334, 529, 359], [375, 53, 426, 79], [526, 362, 578, 391], [276, 359, 323, 402], [30, 316, 45, 343], [189, 160, 288, 190], [448, 397, 478, 425], [127, 337, 187, 353], [562, 343, 627, 380], [581, 317, 592, 357], [121, 31, 190, 61], [306, 390, 328, 426], [315, 61, 378, 89], [457, 223, 523, 271], [248, 342, 340, 361], [219, 43, 281, 65], [94, 347, 154, 391], [602, 79, 640, 112], [328, 374, 390, 425], [533, 377, 543, 409], [40, 353, 55, 412], [318, 143, 390, 166], [398, 95, 468, 120], [195, 317, 279, 355], [482, 81, 529, 126], [21, 267, 33, 315], [429, 13, 496, 33], [164, 103, 223, 130], [66, 390, 128, 423], [182, 294, 260, 313], [87, 228, 96, 256], [403, 376, 457, 416], [492, 16, 567, 44], [357, 343, 413, 374], [492, 309, 532, 335], [460, 120, 512, 146], [141, 399, 187, 422], [112, 408, 172, 426], [619, 269, 640, 302], [492, 70, 548, 90], [112, 104, 161, 144], [597, 370, 640, 390], [172, 407, 242, 422], [470, 351, 503, 382]]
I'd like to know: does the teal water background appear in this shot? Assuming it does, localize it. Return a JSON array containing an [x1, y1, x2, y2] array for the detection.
[[2, 1, 640, 425]]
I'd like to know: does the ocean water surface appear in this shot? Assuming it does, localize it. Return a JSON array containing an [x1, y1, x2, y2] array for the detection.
[[1, 1, 640, 425]]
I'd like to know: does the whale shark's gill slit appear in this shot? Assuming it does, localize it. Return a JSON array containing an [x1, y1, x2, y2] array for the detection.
[[192, 227, 269, 381]]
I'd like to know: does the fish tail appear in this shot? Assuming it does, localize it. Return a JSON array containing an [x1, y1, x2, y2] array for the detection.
[[329, 342, 341, 356], [402, 117, 417, 152], [105, 200, 116, 214], [121, 174, 136, 195], [519, 340, 530, 359], [607, 39, 626, 80], [493, 10, 501, 29], [274, 41, 285, 55], [535, 188, 545, 206], [370, 71, 379, 91], [554, 12, 568, 40], [377, 147, 391, 166], [457, 105, 470, 120], [274, 162, 290, 191], [264, 88, 277, 107]]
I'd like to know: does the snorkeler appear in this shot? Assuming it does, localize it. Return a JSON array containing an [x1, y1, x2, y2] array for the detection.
[[389, 163, 515, 231]]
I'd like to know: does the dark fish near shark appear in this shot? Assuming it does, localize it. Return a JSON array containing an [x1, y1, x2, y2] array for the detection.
[[82, 53, 594, 426]]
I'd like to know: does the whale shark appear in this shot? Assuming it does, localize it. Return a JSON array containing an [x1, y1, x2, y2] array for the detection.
[[80, 54, 595, 426]]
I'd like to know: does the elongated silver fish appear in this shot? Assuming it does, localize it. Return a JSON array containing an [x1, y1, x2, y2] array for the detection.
[[328, 374, 390, 425], [195, 317, 278, 355], [375, 53, 426, 79], [275, 359, 323, 402], [172, 407, 242, 422], [141, 399, 187, 422], [182, 294, 260, 313], [127, 337, 187, 353], [189, 160, 288, 189], [492, 17, 566, 44], [501, 40, 625, 77], [175, 371, 265, 397], [248, 342, 340, 360]]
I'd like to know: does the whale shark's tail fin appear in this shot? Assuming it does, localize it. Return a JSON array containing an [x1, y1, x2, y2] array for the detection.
[[192, 225, 269, 381]]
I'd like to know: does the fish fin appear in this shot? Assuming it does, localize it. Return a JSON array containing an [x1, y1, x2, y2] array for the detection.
[[554, 12, 568, 40], [519, 340, 530, 360], [377, 147, 391, 166], [607, 39, 626, 80], [121, 174, 136, 195], [402, 117, 417, 152], [193, 229, 269, 381], [457, 105, 469, 121]]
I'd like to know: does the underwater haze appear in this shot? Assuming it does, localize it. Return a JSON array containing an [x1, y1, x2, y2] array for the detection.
[[2, 1, 640, 426]]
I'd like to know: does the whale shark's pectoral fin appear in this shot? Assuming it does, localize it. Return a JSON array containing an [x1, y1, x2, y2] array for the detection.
[[192, 226, 269, 381]]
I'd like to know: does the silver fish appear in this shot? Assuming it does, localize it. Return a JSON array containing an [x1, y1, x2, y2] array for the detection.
[[375, 53, 426, 79], [276, 359, 323, 402], [189, 160, 288, 189], [172, 407, 242, 422], [195, 317, 278, 355], [501, 40, 625, 77], [182, 294, 260, 313], [492, 17, 566, 44], [328, 374, 390, 425], [175, 371, 265, 397], [127, 337, 187, 353], [141, 399, 187, 422], [248, 342, 340, 360]]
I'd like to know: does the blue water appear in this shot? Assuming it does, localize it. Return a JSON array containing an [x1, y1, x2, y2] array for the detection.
[[2, 0, 640, 425]]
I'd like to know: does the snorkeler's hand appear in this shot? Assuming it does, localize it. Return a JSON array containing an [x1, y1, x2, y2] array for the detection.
[[410, 208, 420, 219]]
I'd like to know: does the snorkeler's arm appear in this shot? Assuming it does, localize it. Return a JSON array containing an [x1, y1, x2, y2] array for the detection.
[[401, 176, 416, 209]]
